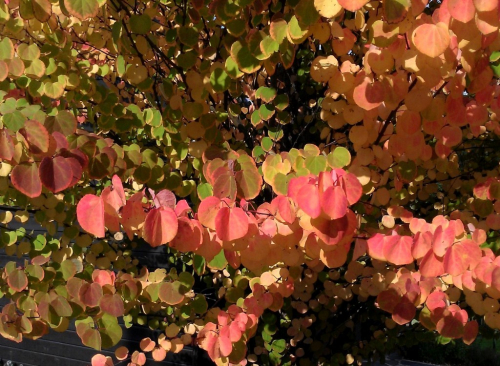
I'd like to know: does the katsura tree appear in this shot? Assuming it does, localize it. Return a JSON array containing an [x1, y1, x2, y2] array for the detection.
[[0, 0, 499, 365]]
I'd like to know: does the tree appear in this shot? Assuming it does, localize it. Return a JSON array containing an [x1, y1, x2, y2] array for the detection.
[[0, 0, 499, 365]]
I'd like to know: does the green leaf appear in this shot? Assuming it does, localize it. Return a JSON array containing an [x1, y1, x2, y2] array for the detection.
[[327, 147, 351, 168], [210, 68, 230, 93], [272, 339, 287, 353], [3, 111, 26, 132], [208, 249, 227, 270], [256, 87, 277, 103], [63, 0, 99, 20], [130, 14, 152, 34]]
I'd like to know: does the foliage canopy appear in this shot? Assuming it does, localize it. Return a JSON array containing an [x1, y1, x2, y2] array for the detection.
[[0, 0, 500, 365]]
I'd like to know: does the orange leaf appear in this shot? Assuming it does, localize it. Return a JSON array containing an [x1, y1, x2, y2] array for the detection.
[[412, 23, 450, 57], [353, 76, 384, 110]]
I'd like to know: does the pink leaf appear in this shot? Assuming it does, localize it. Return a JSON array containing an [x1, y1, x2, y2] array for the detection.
[[321, 186, 347, 219], [296, 183, 321, 218], [383, 235, 414, 265], [77, 195, 105, 237]]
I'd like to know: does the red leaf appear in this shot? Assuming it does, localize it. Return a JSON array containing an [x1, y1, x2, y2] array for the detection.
[[463, 320, 479, 345], [377, 288, 401, 313], [19, 120, 50, 154], [66, 157, 83, 187], [392, 296, 416, 325], [77, 194, 105, 237], [11, 163, 42, 198], [436, 314, 464, 339], [321, 186, 347, 219], [39, 156, 72, 193], [0, 128, 14, 160], [79, 282, 103, 307], [215, 206, 249, 241], [142, 207, 178, 247]]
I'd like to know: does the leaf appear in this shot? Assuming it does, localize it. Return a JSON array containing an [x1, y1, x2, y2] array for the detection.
[[79, 282, 103, 307], [314, 0, 343, 18], [215, 207, 249, 241], [63, 0, 99, 20], [44, 111, 77, 135], [436, 315, 464, 339], [142, 207, 179, 247], [210, 68, 230, 93], [100, 294, 124, 317], [321, 186, 348, 219], [11, 163, 42, 198], [19, 120, 50, 154], [77, 194, 105, 238], [383, 0, 410, 23], [463, 321, 479, 345], [3, 111, 26, 132], [0, 129, 14, 160], [383, 235, 413, 265], [231, 41, 261, 74], [91, 354, 113, 366], [448, 0, 475, 23], [130, 14, 152, 34], [7, 269, 28, 292], [412, 23, 450, 58], [39, 156, 72, 193], [296, 183, 321, 218], [353, 76, 384, 110], [327, 147, 351, 168], [159, 282, 185, 305], [338, 0, 370, 12], [392, 297, 416, 325], [32, 0, 52, 22]]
